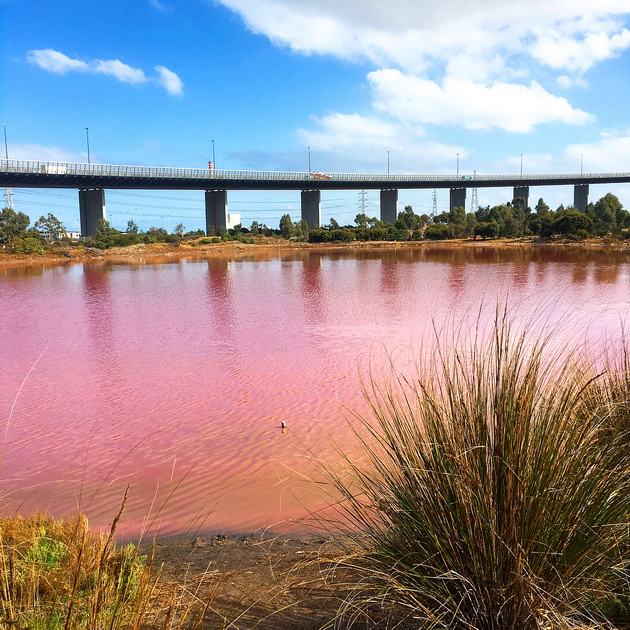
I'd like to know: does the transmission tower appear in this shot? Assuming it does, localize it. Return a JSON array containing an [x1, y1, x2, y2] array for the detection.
[[471, 171, 478, 214], [431, 189, 438, 217], [3, 187, 13, 210], [358, 190, 367, 214]]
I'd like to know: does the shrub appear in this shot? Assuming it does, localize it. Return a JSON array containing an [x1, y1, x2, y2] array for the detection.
[[423, 223, 450, 240], [12, 235, 45, 254], [330, 315, 630, 630]]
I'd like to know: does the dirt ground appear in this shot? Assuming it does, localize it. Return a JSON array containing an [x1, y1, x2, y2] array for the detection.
[[2, 236, 628, 270], [142, 533, 388, 630]]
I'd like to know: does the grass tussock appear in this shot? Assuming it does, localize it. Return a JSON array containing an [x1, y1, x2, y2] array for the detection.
[[329, 313, 630, 630], [0, 503, 214, 630]]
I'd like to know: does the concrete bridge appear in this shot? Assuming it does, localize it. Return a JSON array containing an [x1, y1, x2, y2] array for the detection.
[[3, 159, 630, 236]]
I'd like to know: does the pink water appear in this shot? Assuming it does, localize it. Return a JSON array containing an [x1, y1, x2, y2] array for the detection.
[[1, 245, 629, 538]]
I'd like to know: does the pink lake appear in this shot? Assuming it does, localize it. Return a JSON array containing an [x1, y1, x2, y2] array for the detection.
[[1, 245, 629, 539]]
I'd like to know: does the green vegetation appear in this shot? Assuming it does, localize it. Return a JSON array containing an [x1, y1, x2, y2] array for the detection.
[[308, 193, 630, 242], [329, 315, 630, 629], [0, 508, 214, 630]]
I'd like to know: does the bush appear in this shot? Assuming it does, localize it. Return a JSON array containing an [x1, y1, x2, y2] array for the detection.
[[12, 235, 45, 254], [329, 315, 630, 630], [423, 223, 450, 240]]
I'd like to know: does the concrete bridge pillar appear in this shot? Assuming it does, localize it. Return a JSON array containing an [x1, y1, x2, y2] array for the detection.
[[79, 188, 106, 237], [450, 188, 466, 212], [574, 184, 589, 212], [301, 190, 321, 229], [205, 190, 228, 234], [513, 186, 529, 210], [380, 189, 398, 224]]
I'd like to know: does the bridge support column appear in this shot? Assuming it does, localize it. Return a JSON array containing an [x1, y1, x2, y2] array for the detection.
[[574, 184, 589, 212], [513, 186, 529, 211], [79, 188, 106, 237], [205, 190, 228, 234], [450, 188, 466, 212], [380, 189, 398, 224], [301, 190, 321, 229]]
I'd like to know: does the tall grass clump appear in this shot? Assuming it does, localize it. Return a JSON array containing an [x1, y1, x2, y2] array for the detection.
[[0, 509, 156, 630], [330, 314, 630, 630]]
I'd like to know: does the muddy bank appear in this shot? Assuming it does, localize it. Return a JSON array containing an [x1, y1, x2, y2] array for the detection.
[[1, 237, 628, 270]]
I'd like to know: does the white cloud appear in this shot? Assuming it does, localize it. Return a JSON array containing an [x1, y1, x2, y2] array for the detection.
[[297, 113, 402, 151], [94, 59, 147, 83], [27, 49, 89, 74], [563, 132, 630, 172], [216, 1, 630, 78], [155, 65, 183, 97], [8, 143, 90, 163], [368, 70, 593, 133], [27, 49, 183, 96]]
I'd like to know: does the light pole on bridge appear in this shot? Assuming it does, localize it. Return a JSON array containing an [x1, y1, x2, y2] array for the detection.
[[308, 146, 311, 173], [85, 127, 91, 165], [387, 150, 390, 175]]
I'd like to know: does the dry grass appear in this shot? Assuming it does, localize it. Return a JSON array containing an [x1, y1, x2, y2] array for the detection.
[[326, 312, 630, 630], [0, 497, 215, 630]]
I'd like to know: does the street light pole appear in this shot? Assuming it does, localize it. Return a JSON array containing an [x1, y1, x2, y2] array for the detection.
[[520, 154, 523, 175], [308, 146, 311, 173], [581, 154, 583, 174], [212, 139, 215, 168], [387, 151, 390, 174], [85, 127, 91, 164], [456, 153, 459, 176]]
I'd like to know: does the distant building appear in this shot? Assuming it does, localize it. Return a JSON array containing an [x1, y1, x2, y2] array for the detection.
[[227, 213, 240, 229], [65, 231, 82, 240]]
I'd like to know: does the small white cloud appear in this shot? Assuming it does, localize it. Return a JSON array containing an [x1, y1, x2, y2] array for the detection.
[[557, 75, 588, 89], [298, 113, 400, 151], [94, 59, 147, 84], [155, 65, 183, 97], [9, 143, 89, 163], [27, 49, 89, 74], [27, 49, 181, 96]]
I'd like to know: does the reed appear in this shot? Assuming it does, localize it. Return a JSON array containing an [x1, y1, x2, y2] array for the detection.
[[329, 313, 630, 629]]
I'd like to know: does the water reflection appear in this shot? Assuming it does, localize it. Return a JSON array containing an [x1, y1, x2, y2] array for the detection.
[[0, 244, 628, 537]]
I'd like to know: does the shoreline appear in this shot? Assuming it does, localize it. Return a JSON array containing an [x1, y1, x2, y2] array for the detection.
[[1, 236, 628, 269]]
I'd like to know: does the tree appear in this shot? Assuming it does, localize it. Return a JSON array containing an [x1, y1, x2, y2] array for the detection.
[[250, 221, 260, 235], [34, 213, 66, 243], [474, 221, 500, 239], [0, 208, 30, 243], [174, 223, 185, 236], [279, 214, 296, 239], [591, 193, 622, 234], [294, 219, 309, 241], [552, 210, 593, 236], [355, 213, 368, 228], [328, 218, 340, 229], [126, 219, 139, 234]]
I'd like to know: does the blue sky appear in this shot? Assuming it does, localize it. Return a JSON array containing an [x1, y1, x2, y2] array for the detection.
[[2, 0, 630, 232]]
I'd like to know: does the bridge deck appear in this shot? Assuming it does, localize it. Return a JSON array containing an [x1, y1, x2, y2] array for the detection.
[[2, 160, 630, 190]]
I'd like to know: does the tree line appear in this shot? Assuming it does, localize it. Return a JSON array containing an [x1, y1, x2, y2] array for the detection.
[[2, 191, 629, 253], [306, 192, 630, 243]]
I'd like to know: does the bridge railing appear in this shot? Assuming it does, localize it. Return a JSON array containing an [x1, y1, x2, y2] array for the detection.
[[1, 159, 629, 184]]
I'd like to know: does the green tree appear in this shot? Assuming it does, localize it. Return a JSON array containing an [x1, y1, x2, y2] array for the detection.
[[0, 207, 30, 243], [174, 223, 185, 236], [294, 218, 309, 241], [400, 205, 422, 230], [279, 214, 296, 239], [424, 224, 450, 240], [34, 213, 66, 243], [355, 213, 369, 228], [12, 234, 45, 254], [591, 193, 622, 234], [126, 219, 139, 234], [328, 217, 340, 229], [250, 220, 260, 235], [552, 209, 593, 236], [474, 221, 500, 239]]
